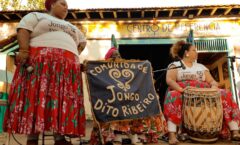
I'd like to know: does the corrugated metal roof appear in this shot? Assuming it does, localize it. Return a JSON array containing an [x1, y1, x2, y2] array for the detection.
[[67, 0, 240, 10]]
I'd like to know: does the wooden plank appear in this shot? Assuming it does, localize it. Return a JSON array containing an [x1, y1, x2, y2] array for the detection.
[[16, 13, 22, 19], [224, 8, 232, 15], [127, 11, 131, 18], [141, 11, 145, 18], [183, 9, 188, 17], [155, 10, 159, 18], [71, 12, 77, 19], [113, 11, 117, 18], [210, 8, 218, 16], [3, 14, 10, 20], [197, 8, 203, 16], [85, 12, 90, 19], [99, 11, 104, 19], [169, 9, 173, 17]]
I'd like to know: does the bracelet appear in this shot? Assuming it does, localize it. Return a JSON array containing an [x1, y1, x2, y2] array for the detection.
[[19, 49, 29, 53]]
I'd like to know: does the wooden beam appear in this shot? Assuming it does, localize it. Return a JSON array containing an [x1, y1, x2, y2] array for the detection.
[[71, 12, 77, 19], [3, 14, 10, 20], [85, 12, 90, 19], [113, 11, 117, 18], [210, 8, 217, 16], [169, 9, 173, 17], [16, 13, 22, 19], [224, 8, 232, 15], [99, 11, 104, 19], [141, 11, 144, 18], [155, 10, 159, 18], [183, 9, 188, 17], [197, 8, 203, 16], [127, 11, 131, 18]]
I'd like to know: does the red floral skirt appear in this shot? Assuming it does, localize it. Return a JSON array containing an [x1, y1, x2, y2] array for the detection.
[[164, 80, 240, 138], [4, 47, 85, 136]]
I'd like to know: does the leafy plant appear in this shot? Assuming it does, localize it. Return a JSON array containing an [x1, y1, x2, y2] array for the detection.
[[0, 0, 45, 11]]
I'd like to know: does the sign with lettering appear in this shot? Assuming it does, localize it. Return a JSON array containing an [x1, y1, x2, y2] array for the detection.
[[76, 19, 240, 39], [85, 60, 160, 123]]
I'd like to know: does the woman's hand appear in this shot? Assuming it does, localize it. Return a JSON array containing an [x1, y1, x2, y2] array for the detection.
[[178, 87, 184, 93], [16, 51, 29, 65], [181, 86, 195, 93]]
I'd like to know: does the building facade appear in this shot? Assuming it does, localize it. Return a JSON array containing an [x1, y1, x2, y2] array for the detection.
[[1, 2, 240, 117]]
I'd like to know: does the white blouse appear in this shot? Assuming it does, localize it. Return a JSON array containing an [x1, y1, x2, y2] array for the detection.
[[17, 12, 86, 55], [169, 61, 209, 81]]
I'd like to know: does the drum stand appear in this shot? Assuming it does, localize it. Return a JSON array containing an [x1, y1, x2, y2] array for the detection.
[[227, 56, 240, 107]]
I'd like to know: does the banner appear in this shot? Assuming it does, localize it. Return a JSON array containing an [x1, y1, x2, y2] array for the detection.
[[85, 60, 160, 123]]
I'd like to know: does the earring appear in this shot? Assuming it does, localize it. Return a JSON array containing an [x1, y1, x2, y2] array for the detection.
[[186, 54, 189, 57]]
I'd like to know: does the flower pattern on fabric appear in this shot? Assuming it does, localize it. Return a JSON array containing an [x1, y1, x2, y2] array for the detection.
[[4, 47, 85, 136], [90, 107, 167, 144], [164, 80, 240, 138]]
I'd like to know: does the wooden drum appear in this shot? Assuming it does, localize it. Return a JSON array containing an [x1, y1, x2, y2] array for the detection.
[[183, 88, 223, 143]]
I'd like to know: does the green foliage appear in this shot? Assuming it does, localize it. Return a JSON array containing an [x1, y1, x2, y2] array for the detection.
[[0, 0, 45, 11]]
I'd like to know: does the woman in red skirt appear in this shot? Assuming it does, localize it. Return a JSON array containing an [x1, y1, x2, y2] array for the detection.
[[4, 0, 86, 144], [164, 40, 240, 145]]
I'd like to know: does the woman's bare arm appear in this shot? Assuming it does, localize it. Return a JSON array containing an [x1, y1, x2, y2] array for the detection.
[[166, 65, 184, 92], [17, 28, 30, 51], [205, 70, 218, 88], [16, 28, 31, 64], [78, 41, 87, 55]]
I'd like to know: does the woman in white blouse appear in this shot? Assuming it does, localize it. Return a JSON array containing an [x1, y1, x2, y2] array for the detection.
[[164, 40, 240, 145], [4, 0, 86, 145]]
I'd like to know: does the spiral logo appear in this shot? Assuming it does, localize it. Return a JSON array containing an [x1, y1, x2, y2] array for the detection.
[[109, 69, 134, 91]]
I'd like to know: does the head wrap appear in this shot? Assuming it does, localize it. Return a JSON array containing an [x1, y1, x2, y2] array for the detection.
[[45, 0, 57, 11], [105, 47, 118, 60]]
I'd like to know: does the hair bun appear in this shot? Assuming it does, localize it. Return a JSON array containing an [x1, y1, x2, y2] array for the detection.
[[170, 40, 187, 59], [170, 40, 191, 60]]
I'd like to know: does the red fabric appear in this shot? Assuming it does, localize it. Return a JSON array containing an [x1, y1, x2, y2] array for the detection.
[[4, 47, 85, 136], [164, 80, 240, 138], [104, 47, 117, 59], [90, 114, 167, 144], [45, 0, 57, 11]]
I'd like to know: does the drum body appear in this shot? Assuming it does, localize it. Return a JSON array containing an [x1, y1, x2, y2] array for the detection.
[[183, 88, 223, 143]]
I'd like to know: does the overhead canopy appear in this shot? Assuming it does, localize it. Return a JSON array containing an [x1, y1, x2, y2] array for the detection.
[[1, 4, 240, 22], [66, 0, 240, 9]]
